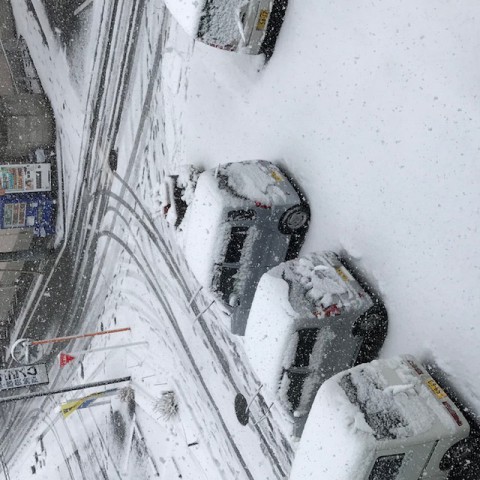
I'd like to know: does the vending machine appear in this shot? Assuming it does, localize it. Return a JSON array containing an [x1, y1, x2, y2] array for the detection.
[[0, 192, 55, 238]]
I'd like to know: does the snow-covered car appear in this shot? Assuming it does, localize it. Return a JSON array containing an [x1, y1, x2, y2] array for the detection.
[[163, 0, 288, 55], [168, 160, 310, 335], [244, 251, 388, 437], [290, 355, 480, 480]]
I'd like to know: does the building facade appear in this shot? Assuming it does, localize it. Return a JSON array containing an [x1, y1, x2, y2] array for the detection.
[[0, 0, 57, 362]]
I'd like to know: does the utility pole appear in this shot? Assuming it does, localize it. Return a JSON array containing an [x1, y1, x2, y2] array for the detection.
[[0, 376, 132, 405]]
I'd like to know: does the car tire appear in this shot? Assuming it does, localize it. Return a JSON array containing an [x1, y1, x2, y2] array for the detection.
[[353, 313, 384, 334], [440, 437, 480, 478], [279, 204, 310, 234]]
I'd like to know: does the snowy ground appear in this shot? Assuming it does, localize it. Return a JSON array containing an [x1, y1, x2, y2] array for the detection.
[[180, 0, 480, 407], [4, 0, 480, 479]]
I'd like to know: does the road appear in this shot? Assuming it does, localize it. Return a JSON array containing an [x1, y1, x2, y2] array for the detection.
[[1, 1, 296, 478], [0, 0, 148, 467]]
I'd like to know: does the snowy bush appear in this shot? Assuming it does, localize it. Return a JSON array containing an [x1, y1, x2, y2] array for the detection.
[[118, 386, 136, 417], [153, 391, 179, 421], [119, 386, 135, 403]]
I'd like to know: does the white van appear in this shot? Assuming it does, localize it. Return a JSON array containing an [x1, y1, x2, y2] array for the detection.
[[164, 0, 288, 55], [290, 355, 479, 480]]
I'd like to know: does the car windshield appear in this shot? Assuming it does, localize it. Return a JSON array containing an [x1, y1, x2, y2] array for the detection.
[[197, 0, 245, 47], [224, 226, 249, 263], [215, 266, 240, 303], [339, 371, 407, 440]]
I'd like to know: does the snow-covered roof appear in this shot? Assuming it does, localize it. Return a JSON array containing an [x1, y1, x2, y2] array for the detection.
[[244, 272, 298, 394], [182, 170, 228, 287], [289, 372, 377, 480]]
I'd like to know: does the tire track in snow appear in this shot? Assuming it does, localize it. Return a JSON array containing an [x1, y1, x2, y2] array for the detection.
[[93, 184, 294, 475]]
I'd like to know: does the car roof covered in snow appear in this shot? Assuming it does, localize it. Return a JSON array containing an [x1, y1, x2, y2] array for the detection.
[[289, 355, 470, 480]]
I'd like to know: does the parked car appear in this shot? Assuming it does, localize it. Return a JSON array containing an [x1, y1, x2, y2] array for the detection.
[[244, 251, 388, 437], [163, 0, 288, 56], [162, 160, 310, 334], [289, 355, 480, 480]]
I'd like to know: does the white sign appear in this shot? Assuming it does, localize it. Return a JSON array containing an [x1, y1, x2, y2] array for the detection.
[[0, 364, 49, 391]]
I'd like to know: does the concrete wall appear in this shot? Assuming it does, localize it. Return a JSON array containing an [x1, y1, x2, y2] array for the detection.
[[0, 1, 52, 333], [0, 0, 17, 95], [0, 94, 55, 156]]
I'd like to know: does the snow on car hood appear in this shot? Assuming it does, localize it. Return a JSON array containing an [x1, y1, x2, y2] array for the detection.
[[275, 251, 371, 319], [215, 160, 292, 206]]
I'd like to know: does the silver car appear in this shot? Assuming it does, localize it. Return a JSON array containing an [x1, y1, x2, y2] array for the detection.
[[244, 251, 388, 436], [177, 160, 310, 335], [166, 0, 288, 56]]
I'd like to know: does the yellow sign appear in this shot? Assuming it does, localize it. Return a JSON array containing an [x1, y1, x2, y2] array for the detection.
[[61, 390, 111, 418], [426, 378, 447, 400], [61, 399, 85, 418]]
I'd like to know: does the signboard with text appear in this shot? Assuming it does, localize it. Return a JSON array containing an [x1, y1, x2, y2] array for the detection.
[[0, 164, 51, 194], [0, 364, 49, 391]]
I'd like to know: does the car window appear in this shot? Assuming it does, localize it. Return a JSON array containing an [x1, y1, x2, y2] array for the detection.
[[227, 209, 255, 221], [368, 454, 404, 480], [292, 328, 320, 368], [224, 226, 249, 264], [284, 370, 310, 412], [216, 266, 239, 303]]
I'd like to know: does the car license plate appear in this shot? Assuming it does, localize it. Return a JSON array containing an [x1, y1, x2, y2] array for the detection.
[[335, 266, 353, 283], [270, 170, 283, 182], [426, 378, 447, 399], [256, 10, 269, 30]]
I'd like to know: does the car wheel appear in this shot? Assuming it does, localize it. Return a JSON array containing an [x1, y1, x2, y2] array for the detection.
[[279, 204, 310, 234], [439, 437, 480, 470], [354, 313, 384, 335]]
